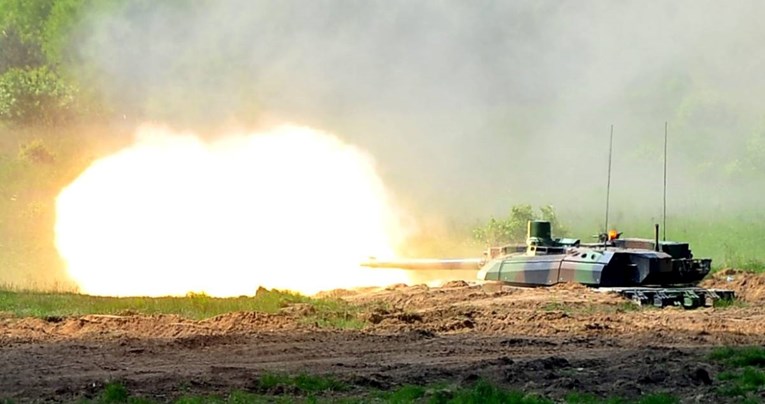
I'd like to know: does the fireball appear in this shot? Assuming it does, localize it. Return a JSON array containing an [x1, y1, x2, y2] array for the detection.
[[55, 124, 409, 296]]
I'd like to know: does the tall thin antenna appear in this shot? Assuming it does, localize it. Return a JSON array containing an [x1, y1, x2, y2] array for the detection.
[[604, 124, 614, 247], [663, 121, 668, 241]]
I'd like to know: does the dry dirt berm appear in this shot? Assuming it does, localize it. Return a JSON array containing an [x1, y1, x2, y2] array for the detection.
[[1, 271, 764, 402]]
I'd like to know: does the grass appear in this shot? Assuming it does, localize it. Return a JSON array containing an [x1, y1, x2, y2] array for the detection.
[[439, 379, 550, 404], [709, 346, 765, 400], [256, 372, 349, 393], [565, 392, 621, 404], [0, 287, 364, 328], [709, 346, 765, 368], [58, 378, 687, 404], [712, 296, 747, 309], [298, 298, 366, 330], [567, 212, 765, 273], [384, 385, 427, 403], [564, 392, 680, 404]]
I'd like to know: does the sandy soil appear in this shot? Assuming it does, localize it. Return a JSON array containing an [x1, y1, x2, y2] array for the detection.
[[1, 271, 764, 402]]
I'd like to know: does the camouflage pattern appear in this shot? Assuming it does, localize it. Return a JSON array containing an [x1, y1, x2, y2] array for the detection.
[[478, 221, 712, 287], [477, 243, 710, 287]]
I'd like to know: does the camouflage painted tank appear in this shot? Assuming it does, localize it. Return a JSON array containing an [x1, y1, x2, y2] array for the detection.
[[363, 220, 734, 308]]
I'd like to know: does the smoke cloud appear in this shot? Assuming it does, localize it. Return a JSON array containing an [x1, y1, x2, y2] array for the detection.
[[69, 0, 765, 228]]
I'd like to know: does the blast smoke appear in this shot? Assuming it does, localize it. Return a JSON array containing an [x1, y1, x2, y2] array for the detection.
[[66, 1, 765, 233]]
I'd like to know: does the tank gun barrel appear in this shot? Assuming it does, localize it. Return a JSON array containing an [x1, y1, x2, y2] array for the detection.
[[361, 257, 484, 270]]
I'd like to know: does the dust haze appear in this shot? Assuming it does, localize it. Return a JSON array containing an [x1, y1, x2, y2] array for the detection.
[[68, 0, 765, 235]]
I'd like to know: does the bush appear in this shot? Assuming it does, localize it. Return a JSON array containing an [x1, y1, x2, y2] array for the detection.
[[473, 204, 568, 245], [0, 66, 77, 125], [18, 138, 55, 163]]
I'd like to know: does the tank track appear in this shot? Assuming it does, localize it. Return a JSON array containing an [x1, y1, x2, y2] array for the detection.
[[596, 287, 736, 309]]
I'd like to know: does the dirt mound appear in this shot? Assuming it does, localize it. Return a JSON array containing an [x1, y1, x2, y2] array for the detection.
[[344, 281, 765, 344], [314, 286, 381, 298], [701, 269, 765, 303], [4, 278, 764, 345], [0, 311, 301, 342], [5, 279, 765, 402]]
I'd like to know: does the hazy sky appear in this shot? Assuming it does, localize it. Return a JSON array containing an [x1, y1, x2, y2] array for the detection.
[[71, 0, 765, 224]]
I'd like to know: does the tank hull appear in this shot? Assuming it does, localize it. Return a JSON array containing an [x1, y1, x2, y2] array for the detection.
[[478, 247, 711, 287]]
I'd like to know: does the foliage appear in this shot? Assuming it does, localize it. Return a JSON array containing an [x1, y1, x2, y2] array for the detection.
[[473, 204, 568, 245], [40, 0, 91, 65], [18, 138, 55, 163], [0, 0, 53, 82], [0, 0, 94, 124], [0, 27, 45, 73], [101, 382, 130, 403], [0, 66, 77, 125], [0, 0, 55, 45]]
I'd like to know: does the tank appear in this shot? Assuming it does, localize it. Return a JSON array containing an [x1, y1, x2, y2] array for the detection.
[[362, 220, 734, 308]]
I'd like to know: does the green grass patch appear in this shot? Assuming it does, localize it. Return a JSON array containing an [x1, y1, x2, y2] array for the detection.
[[0, 287, 363, 328], [709, 346, 765, 368], [633, 393, 679, 404], [175, 390, 303, 404], [298, 298, 366, 330], [542, 301, 569, 313], [712, 296, 746, 309], [442, 379, 551, 403], [379, 379, 552, 404], [256, 372, 348, 393], [83, 378, 686, 404], [101, 382, 130, 402], [709, 346, 765, 400], [384, 385, 427, 403], [564, 391, 679, 404], [565, 391, 623, 403]]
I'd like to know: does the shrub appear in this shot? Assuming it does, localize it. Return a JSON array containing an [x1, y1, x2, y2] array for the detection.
[[18, 138, 55, 163], [0, 66, 77, 125], [473, 204, 568, 245]]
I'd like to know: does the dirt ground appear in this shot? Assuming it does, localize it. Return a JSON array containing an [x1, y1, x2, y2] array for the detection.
[[2, 270, 765, 402]]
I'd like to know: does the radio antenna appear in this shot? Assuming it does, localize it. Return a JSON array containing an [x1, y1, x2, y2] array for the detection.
[[663, 121, 668, 241], [604, 124, 614, 248]]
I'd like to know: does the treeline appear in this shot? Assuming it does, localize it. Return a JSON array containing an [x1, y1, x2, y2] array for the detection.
[[0, 0, 154, 126], [1, 0, 80, 125]]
